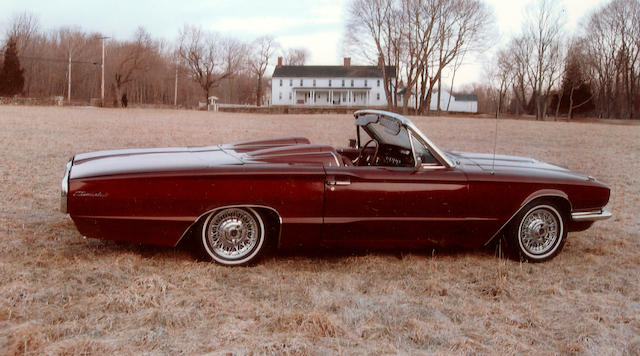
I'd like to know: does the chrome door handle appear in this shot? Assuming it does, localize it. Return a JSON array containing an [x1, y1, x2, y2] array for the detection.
[[326, 177, 351, 186]]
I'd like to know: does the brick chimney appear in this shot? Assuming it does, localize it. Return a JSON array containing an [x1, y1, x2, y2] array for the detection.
[[343, 57, 351, 67], [378, 55, 384, 67], [277, 56, 283, 66]]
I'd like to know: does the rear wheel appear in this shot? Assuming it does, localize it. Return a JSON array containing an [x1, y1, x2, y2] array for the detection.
[[508, 201, 567, 262], [200, 207, 265, 266]]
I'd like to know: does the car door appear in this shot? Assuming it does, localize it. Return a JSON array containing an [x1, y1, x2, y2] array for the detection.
[[322, 165, 469, 248]]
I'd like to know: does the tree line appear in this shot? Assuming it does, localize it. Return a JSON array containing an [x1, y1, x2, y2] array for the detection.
[[0, 12, 309, 107], [345, 0, 639, 119], [481, 0, 639, 119], [2, 0, 639, 119]]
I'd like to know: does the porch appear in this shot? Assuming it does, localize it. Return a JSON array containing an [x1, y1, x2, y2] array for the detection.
[[293, 88, 371, 106]]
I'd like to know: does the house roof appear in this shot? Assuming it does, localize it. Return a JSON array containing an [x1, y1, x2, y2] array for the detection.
[[452, 93, 478, 101], [273, 65, 396, 78]]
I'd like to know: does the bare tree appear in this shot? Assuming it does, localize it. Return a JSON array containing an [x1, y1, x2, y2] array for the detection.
[[110, 27, 154, 106], [523, 0, 565, 120], [5, 12, 40, 96], [284, 47, 310, 65], [5, 11, 39, 53], [248, 36, 277, 106], [415, 0, 493, 115], [344, 0, 400, 109], [55, 27, 100, 102], [177, 25, 236, 103], [487, 49, 513, 118], [583, 0, 639, 118]]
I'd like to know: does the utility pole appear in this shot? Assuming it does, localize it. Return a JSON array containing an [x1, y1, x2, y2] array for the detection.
[[67, 54, 72, 104], [99, 36, 110, 107], [174, 65, 178, 107]]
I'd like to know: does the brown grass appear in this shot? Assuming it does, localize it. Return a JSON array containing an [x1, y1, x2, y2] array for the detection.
[[0, 106, 639, 354]]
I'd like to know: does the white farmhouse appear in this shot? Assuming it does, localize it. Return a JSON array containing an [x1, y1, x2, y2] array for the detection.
[[271, 57, 395, 107]]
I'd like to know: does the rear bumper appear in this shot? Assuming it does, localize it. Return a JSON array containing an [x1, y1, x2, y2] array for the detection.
[[571, 209, 612, 222]]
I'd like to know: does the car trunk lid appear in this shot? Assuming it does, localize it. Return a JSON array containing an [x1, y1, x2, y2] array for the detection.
[[70, 146, 242, 179]]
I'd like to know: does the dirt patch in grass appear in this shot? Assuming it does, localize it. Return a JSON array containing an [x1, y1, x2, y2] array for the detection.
[[1, 106, 639, 354]]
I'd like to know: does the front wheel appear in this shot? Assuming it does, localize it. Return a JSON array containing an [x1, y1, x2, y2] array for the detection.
[[200, 207, 266, 266], [508, 201, 567, 262]]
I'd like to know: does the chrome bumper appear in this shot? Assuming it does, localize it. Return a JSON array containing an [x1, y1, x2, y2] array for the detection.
[[571, 209, 612, 222], [60, 160, 72, 213]]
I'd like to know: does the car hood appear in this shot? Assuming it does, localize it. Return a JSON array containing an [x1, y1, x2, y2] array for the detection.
[[70, 146, 242, 179], [450, 151, 592, 182]]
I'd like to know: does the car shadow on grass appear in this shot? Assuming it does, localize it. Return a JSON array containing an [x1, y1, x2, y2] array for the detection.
[[69, 229, 509, 265]]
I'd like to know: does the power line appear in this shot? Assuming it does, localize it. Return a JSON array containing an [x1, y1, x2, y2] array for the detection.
[[0, 53, 100, 65]]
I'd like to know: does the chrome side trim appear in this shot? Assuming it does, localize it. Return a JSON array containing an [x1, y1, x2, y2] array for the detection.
[[246, 151, 342, 167], [174, 204, 283, 247], [482, 193, 570, 246], [571, 209, 612, 222], [60, 160, 72, 213]]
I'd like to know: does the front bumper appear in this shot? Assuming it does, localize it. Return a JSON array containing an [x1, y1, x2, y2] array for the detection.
[[60, 159, 72, 213], [571, 209, 612, 222]]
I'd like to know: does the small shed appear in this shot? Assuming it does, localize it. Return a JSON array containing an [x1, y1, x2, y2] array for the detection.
[[208, 96, 219, 112]]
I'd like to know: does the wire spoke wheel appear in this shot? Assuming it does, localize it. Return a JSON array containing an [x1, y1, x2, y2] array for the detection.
[[201, 207, 265, 265], [515, 203, 565, 261]]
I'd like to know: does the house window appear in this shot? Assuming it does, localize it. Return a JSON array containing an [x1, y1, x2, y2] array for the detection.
[[279, 92, 282, 100], [376, 93, 380, 101], [350, 80, 354, 87], [300, 79, 303, 86], [279, 79, 282, 87], [377, 79, 380, 87], [341, 80, 345, 87], [313, 79, 316, 87], [289, 79, 292, 86], [364, 79, 368, 87], [289, 92, 292, 100], [329, 80, 332, 87]]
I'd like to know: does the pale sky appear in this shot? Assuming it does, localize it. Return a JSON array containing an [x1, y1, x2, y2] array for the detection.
[[0, 0, 608, 88]]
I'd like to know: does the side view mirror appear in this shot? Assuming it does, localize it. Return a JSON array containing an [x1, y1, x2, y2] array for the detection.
[[348, 139, 357, 148]]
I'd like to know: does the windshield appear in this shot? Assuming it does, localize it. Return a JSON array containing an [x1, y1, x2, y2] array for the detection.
[[359, 114, 411, 150], [354, 110, 454, 168]]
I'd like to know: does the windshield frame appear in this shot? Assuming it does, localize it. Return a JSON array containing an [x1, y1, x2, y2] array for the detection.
[[354, 110, 454, 168]]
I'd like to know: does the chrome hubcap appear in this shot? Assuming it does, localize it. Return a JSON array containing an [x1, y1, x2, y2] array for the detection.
[[520, 208, 559, 255], [206, 208, 259, 259]]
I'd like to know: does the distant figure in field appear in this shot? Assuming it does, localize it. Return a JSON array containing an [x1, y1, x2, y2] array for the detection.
[[121, 93, 128, 108]]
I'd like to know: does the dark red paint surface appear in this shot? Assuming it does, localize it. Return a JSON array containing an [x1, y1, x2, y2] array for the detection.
[[66, 136, 610, 250]]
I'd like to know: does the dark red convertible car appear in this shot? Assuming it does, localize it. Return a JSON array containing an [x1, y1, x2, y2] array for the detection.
[[61, 110, 611, 265]]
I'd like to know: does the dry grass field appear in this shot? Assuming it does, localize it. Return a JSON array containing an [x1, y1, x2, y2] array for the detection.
[[0, 105, 639, 355]]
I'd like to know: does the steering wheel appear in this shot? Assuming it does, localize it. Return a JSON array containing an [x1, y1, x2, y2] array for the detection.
[[353, 139, 379, 166]]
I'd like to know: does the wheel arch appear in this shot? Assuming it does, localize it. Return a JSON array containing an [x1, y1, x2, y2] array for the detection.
[[174, 204, 282, 248], [483, 189, 572, 246]]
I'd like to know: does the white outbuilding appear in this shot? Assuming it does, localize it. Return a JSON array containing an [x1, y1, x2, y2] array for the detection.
[[398, 88, 478, 113]]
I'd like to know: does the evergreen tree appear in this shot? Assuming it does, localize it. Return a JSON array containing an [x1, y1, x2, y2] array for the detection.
[[0, 37, 25, 96]]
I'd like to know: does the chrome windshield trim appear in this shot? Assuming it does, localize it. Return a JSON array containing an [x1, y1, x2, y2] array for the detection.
[[354, 109, 454, 168], [407, 130, 418, 167], [60, 159, 72, 213], [571, 209, 612, 222]]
